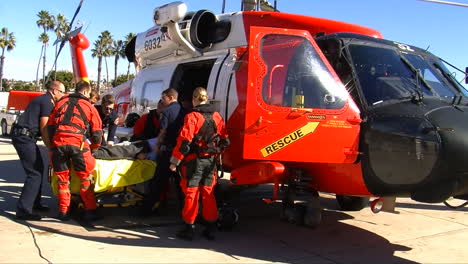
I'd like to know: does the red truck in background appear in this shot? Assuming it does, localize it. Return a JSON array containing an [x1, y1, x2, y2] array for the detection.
[[0, 90, 44, 136]]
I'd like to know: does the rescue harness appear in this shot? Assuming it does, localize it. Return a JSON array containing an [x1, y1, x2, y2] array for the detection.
[[190, 112, 222, 156], [52, 95, 90, 136]]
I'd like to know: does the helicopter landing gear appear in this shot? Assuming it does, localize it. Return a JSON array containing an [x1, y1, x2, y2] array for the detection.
[[303, 192, 322, 227], [280, 173, 322, 228]]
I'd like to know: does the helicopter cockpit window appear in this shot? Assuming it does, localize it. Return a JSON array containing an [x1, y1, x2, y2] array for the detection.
[[435, 59, 468, 97], [259, 34, 346, 109], [403, 53, 457, 99], [348, 44, 458, 105]]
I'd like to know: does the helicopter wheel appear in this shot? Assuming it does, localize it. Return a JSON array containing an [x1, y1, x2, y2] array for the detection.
[[303, 194, 322, 228], [281, 201, 301, 224], [281, 193, 322, 228], [280, 195, 295, 222]]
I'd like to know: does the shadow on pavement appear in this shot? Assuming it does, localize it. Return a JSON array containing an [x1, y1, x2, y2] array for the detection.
[[0, 160, 31, 184], [0, 202, 418, 264], [0, 150, 418, 264], [396, 201, 468, 212]]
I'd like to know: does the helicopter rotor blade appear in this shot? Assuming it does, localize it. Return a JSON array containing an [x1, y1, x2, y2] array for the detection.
[[53, 36, 61, 46], [45, 0, 84, 85], [417, 0, 468, 8], [49, 25, 83, 72], [68, 0, 84, 32], [52, 25, 82, 46]]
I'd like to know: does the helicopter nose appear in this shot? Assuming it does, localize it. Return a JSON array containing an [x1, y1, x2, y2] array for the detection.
[[411, 105, 468, 203]]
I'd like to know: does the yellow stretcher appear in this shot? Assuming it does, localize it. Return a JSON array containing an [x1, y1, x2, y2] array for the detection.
[[49, 159, 156, 207]]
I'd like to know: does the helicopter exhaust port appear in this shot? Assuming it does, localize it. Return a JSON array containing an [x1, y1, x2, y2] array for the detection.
[[153, 1, 232, 50], [188, 9, 231, 49], [125, 2, 232, 68]]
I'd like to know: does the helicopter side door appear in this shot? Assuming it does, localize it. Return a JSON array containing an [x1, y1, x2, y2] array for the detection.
[[243, 26, 361, 163]]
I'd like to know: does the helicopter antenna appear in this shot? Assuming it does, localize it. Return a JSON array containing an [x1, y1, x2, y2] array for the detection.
[[222, 0, 226, 13], [417, 0, 468, 8], [82, 20, 91, 34]]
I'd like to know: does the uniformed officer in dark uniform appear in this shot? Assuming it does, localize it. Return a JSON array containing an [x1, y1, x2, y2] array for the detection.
[[12, 81, 66, 220], [141, 88, 185, 216]]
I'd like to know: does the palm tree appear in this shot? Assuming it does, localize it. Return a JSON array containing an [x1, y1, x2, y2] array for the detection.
[[124, 32, 136, 80], [112, 39, 125, 84], [53, 13, 69, 80], [35, 43, 44, 88], [91, 31, 113, 92], [38, 33, 49, 89], [102, 31, 113, 90], [36, 10, 55, 89], [0, 28, 16, 91], [91, 39, 105, 92]]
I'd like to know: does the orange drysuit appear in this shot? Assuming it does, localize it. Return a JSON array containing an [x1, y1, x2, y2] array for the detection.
[[171, 103, 229, 224]]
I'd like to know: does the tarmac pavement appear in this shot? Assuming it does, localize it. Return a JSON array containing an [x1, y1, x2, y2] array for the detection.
[[0, 136, 467, 263]]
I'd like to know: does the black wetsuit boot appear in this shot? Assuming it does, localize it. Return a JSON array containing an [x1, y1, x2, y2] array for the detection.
[[202, 222, 216, 241], [176, 223, 195, 241]]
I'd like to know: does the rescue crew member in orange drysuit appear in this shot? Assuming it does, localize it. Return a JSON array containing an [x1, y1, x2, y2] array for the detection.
[[170, 87, 230, 241], [47, 81, 103, 221]]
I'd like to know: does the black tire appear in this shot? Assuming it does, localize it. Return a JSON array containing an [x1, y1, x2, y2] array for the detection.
[[303, 207, 322, 228], [336, 195, 369, 211], [1, 120, 7, 136]]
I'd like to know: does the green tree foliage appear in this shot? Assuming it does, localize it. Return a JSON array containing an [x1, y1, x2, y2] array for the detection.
[[37, 33, 49, 89], [44, 70, 74, 92], [9, 81, 37, 91], [0, 27, 16, 91], [112, 39, 126, 82], [112, 74, 135, 87], [91, 30, 113, 92]]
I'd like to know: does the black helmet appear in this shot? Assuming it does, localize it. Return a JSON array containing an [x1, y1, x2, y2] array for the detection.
[[125, 113, 140, 128]]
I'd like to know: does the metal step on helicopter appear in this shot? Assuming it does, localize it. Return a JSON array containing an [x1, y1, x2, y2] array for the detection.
[[54, 0, 468, 227]]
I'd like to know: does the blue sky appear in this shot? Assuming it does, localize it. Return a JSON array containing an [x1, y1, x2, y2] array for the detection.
[[1, 0, 467, 86]]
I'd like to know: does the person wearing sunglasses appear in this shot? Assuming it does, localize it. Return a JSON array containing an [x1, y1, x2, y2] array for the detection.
[[95, 94, 118, 146]]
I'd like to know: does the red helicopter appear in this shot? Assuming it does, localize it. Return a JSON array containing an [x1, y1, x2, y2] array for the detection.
[[62, 0, 468, 227]]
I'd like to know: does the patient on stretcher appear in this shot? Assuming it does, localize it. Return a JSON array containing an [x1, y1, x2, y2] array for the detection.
[[93, 138, 158, 160]]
